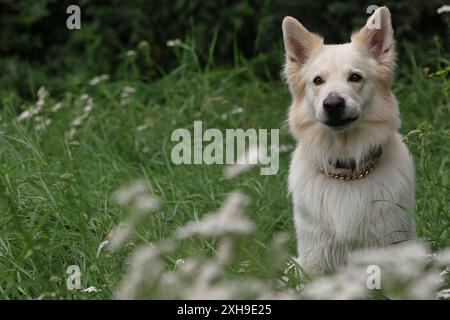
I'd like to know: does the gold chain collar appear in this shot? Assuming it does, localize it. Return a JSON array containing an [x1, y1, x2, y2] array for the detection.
[[318, 147, 382, 181]]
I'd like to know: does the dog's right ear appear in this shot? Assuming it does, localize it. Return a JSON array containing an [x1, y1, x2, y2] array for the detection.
[[282, 17, 323, 67]]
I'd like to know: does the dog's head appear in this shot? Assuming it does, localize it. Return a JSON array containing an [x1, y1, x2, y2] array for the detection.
[[283, 7, 399, 141]]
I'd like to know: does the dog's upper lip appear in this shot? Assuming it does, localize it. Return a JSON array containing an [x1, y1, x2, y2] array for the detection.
[[325, 116, 359, 127]]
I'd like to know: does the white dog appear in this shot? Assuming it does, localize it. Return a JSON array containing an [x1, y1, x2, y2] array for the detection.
[[283, 7, 416, 275]]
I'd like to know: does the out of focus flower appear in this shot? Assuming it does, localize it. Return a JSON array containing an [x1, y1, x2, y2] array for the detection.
[[66, 94, 94, 140], [437, 5, 450, 14], [349, 240, 429, 280], [176, 192, 253, 239], [435, 288, 450, 299], [408, 271, 442, 299], [89, 74, 109, 86], [107, 180, 161, 252], [230, 106, 244, 114], [224, 144, 260, 179], [51, 102, 63, 113], [17, 87, 48, 122], [121, 86, 136, 106], [112, 179, 148, 205], [82, 286, 99, 293], [96, 240, 109, 258], [303, 270, 368, 299], [107, 223, 134, 252], [115, 243, 173, 299], [126, 50, 136, 57], [35, 118, 51, 131], [166, 39, 182, 47]]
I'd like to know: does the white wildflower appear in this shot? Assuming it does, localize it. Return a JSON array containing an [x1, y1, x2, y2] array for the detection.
[[120, 86, 136, 106], [303, 269, 368, 299], [349, 240, 429, 280], [107, 223, 134, 252], [237, 260, 251, 273], [436, 247, 450, 266], [174, 261, 236, 300], [37, 292, 57, 300], [176, 192, 254, 239], [66, 128, 77, 141], [36, 86, 49, 108], [216, 238, 234, 264], [84, 104, 93, 115], [89, 74, 109, 86], [112, 179, 149, 205], [175, 258, 185, 266], [136, 124, 148, 132], [115, 243, 173, 300], [123, 86, 136, 94], [257, 284, 298, 300], [158, 254, 274, 299], [17, 87, 49, 122], [439, 267, 450, 285], [435, 288, 450, 300], [17, 109, 33, 122], [108, 180, 161, 251], [166, 39, 182, 47], [437, 5, 450, 14], [71, 116, 84, 127], [126, 50, 136, 57], [279, 144, 294, 153], [37, 86, 48, 99], [230, 106, 244, 114], [51, 102, 63, 113], [224, 144, 260, 179], [82, 286, 99, 293], [407, 271, 442, 299], [175, 258, 200, 277], [133, 195, 161, 216], [35, 118, 51, 131], [80, 94, 90, 101], [96, 240, 109, 258], [66, 95, 94, 140], [269, 232, 290, 270]]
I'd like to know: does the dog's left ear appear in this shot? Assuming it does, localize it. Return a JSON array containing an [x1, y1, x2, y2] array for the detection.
[[352, 7, 395, 74], [282, 16, 323, 67]]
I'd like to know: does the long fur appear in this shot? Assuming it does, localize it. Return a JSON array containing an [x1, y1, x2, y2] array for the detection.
[[283, 7, 416, 275]]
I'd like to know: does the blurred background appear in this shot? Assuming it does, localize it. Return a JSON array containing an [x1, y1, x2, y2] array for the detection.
[[1, 0, 449, 96], [0, 1, 449, 299]]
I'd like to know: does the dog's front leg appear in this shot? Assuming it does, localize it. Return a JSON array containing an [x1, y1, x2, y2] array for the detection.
[[294, 211, 348, 276]]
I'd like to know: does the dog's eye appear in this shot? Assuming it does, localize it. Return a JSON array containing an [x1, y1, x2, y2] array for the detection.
[[348, 73, 363, 82], [313, 76, 324, 86]]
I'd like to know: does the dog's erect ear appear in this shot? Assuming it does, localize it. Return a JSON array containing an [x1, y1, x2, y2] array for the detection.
[[282, 17, 323, 66], [352, 7, 395, 69]]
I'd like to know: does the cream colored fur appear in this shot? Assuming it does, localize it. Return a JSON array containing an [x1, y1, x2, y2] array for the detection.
[[283, 7, 416, 275]]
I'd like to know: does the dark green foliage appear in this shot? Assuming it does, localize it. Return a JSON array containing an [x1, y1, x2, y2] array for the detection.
[[1, 0, 449, 75]]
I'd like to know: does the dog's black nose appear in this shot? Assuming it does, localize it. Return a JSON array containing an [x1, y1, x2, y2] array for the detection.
[[323, 93, 345, 115]]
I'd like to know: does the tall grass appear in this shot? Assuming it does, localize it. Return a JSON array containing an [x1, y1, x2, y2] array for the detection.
[[0, 38, 448, 299]]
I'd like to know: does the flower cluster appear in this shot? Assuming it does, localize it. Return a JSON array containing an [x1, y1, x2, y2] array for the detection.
[[89, 74, 109, 86], [106, 141, 449, 300], [65, 94, 94, 141], [17, 87, 49, 122], [120, 86, 136, 106]]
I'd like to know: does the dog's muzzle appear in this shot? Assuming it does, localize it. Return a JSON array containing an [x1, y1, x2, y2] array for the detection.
[[323, 92, 358, 129]]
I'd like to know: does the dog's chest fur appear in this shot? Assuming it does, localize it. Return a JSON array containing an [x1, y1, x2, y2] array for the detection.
[[288, 133, 416, 273]]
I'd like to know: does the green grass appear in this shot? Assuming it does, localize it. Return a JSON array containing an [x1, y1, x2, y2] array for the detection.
[[0, 45, 449, 299]]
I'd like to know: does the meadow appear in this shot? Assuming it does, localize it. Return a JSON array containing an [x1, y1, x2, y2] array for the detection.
[[0, 37, 449, 299]]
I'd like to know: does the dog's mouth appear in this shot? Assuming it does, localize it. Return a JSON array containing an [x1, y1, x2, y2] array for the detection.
[[325, 116, 359, 130]]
